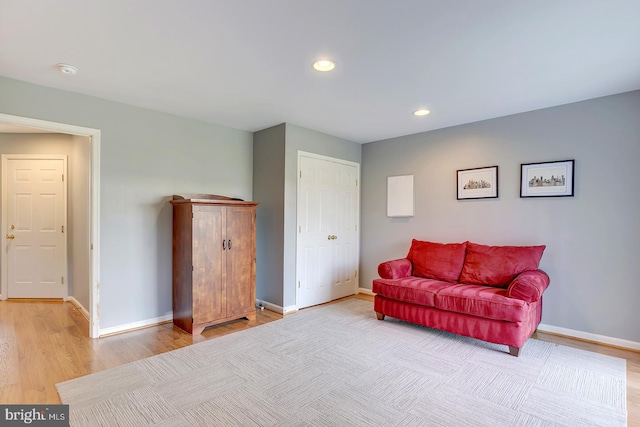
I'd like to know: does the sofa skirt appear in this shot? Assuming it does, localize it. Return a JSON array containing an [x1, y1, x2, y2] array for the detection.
[[374, 295, 542, 349]]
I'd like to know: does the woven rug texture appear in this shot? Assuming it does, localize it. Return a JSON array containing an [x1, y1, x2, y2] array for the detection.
[[56, 299, 627, 426]]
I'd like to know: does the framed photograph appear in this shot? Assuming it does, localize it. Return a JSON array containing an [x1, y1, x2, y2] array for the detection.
[[387, 174, 414, 217], [520, 159, 574, 198], [456, 166, 498, 200]]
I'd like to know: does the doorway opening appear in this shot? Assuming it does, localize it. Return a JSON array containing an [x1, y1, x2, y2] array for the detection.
[[0, 113, 101, 338]]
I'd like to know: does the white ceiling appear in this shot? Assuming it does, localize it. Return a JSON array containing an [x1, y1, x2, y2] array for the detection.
[[1, 0, 639, 143]]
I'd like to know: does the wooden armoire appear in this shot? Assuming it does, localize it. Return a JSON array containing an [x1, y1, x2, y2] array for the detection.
[[170, 194, 258, 334]]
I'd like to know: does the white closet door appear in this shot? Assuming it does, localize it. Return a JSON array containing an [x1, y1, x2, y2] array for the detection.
[[297, 153, 359, 309]]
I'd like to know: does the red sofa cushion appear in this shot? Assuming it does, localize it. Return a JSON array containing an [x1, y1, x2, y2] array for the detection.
[[372, 277, 453, 307], [435, 284, 528, 322], [407, 239, 468, 282], [459, 243, 546, 287]]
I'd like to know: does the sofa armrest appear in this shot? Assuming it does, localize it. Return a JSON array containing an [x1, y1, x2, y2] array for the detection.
[[378, 258, 413, 279], [506, 270, 550, 303]]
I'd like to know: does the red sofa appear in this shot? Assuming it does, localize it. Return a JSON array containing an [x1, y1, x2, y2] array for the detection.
[[373, 240, 550, 356]]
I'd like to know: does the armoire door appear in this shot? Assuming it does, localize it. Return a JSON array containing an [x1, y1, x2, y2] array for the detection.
[[225, 205, 256, 317], [192, 205, 225, 324]]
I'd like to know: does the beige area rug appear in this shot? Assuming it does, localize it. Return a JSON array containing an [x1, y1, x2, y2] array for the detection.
[[56, 299, 627, 426]]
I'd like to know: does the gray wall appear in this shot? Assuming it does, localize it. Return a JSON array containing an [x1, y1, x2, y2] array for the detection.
[[0, 133, 91, 308], [0, 76, 253, 329], [253, 123, 361, 309], [361, 90, 640, 343], [69, 134, 92, 309], [253, 124, 286, 306]]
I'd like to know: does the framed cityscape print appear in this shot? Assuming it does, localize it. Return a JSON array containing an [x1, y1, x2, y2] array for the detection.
[[456, 165, 498, 200], [520, 159, 574, 198]]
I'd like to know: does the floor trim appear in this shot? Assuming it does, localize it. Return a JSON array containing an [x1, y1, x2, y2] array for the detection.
[[538, 323, 640, 352], [99, 314, 173, 337], [256, 299, 298, 315], [66, 297, 89, 321]]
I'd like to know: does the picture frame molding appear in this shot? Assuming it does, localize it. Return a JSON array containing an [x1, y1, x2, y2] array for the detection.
[[520, 159, 575, 198], [456, 165, 499, 200]]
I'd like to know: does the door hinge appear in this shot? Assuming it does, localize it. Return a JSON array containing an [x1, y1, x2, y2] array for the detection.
[[61, 276, 64, 284], [299, 226, 301, 233], [61, 225, 64, 233], [298, 281, 301, 288], [191, 265, 194, 271], [355, 225, 357, 231], [62, 174, 64, 182], [356, 179, 358, 186], [300, 171, 302, 178]]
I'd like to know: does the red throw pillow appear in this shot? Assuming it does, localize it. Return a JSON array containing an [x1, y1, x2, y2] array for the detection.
[[407, 239, 468, 282], [459, 243, 546, 287]]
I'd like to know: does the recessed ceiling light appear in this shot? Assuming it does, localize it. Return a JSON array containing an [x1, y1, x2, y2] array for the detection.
[[413, 109, 430, 116], [313, 59, 336, 72], [57, 63, 78, 75]]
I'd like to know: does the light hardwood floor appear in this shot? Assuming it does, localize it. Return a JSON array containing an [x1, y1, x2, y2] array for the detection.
[[1, 295, 638, 425]]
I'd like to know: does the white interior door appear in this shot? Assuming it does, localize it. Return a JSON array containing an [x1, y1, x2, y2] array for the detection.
[[4, 156, 67, 298], [297, 153, 359, 309]]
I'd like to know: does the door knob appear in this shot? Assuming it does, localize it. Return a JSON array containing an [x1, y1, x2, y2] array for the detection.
[[6, 234, 15, 239]]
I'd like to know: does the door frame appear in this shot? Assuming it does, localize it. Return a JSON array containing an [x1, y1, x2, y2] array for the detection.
[[0, 113, 101, 338], [2, 154, 69, 298], [295, 150, 360, 308]]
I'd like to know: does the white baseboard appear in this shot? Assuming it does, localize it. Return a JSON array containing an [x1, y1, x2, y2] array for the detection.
[[283, 305, 298, 315], [256, 299, 298, 315], [99, 313, 173, 337], [258, 299, 283, 314], [260, 291, 372, 315], [65, 297, 89, 321], [537, 323, 640, 352], [100, 300, 298, 336]]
